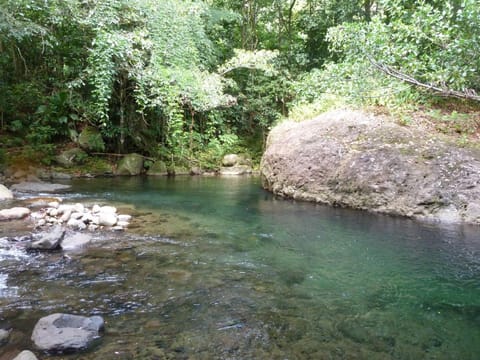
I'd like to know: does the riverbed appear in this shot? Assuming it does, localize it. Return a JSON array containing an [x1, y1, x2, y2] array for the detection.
[[1, 176, 479, 359]]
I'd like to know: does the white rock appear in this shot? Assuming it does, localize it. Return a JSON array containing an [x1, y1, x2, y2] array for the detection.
[[67, 218, 87, 230], [12, 350, 38, 360], [46, 216, 56, 223], [100, 206, 117, 214], [92, 204, 101, 213], [74, 203, 84, 213], [88, 224, 98, 231], [81, 213, 94, 223], [61, 233, 92, 251], [48, 201, 60, 208], [0, 184, 14, 200], [118, 214, 132, 222], [69, 212, 83, 220], [59, 209, 72, 222], [112, 225, 124, 231], [0, 207, 31, 220], [37, 219, 46, 227], [92, 216, 100, 225], [31, 211, 46, 220], [47, 208, 59, 217], [117, 221, 130, 227], [98, 212, 117, 226], [57, 204, 76, 215]]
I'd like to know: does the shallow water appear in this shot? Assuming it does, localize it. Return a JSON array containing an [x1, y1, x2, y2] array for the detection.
[[1, 176, 479, 359]]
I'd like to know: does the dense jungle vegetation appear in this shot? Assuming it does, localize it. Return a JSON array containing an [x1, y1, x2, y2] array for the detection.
[[0, 0, 479, 170]]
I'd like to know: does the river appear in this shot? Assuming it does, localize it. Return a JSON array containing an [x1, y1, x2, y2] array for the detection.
[[1, 176, 479, 359]]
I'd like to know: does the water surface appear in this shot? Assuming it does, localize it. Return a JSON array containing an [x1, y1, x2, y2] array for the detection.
[[1, 176, 479, 359]]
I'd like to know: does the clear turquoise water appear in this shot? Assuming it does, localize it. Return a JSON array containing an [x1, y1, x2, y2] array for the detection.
[[1, 176, 479, 359]]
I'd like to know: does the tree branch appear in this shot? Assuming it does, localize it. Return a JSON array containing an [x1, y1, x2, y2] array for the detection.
[[368, 57, 480, 102]]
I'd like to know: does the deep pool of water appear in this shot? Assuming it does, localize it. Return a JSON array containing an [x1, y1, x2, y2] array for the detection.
[[1, 176, 479, 359]]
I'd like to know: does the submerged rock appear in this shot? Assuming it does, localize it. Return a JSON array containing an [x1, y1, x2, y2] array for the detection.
[[11, 181, 71, 193], [261, 109, 480, 225], [31, 313, 104, 352]]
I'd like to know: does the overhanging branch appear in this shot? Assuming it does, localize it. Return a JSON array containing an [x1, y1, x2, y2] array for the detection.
[[368, 57, 480, 102]]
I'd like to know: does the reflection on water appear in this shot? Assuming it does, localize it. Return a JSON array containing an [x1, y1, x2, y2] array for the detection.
[[0, 176, 479, 359]]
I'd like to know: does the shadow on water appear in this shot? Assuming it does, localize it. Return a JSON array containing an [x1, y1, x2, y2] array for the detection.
[[0, 176, 479, 359]]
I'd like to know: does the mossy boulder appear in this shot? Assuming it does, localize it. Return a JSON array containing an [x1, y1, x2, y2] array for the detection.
[[116, 153, 144, 176], [147, 160, 168, 176], [78, 126, 105, 152], [55, 148, 88, 168]]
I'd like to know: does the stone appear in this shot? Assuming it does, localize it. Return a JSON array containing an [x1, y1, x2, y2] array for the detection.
[[261, 109, 480, 225], [98, 212, 117, 226], [116, 153, 144, 176], [12, 350, 38, 360], [190, 166, 203, 175], [78, 126, 105, 152], [0, 184, 13, 200], [31, 313, 104, 352], [27, 226, 65, 251], [10, 182, 71, 193], [100, 206, 117, 214], [222, 154, 240, 167], [69, 212, 83, 220], [59, 209, 72, 223], [116, 220, 130, 227], [74, 203, 85, 213], [171, 166, 190, 176], [55, 148, 87, 168], [219, 165, 252, 176], [48, 208, 59, 217], [117, 214, 132, 222], [50, 172, 72, 180], [0, 207, 31, 221], [48, 201, 60, 208], [61, 233, 92, 251], [57, 204, 76, 215], [92, 204, 101, 213], [67, 218, 87, 230], [0, 328, 11, 345], [147, 160, 168, 176]]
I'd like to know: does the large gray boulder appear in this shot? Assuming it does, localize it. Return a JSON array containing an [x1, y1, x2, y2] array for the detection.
[[0, 207, 30, 221], [116, 153, 144, 176], [31, 313, 104, 352], [11, 182, 71, 193], [0, 184, 13, 200], [261, 109, 480, 225]]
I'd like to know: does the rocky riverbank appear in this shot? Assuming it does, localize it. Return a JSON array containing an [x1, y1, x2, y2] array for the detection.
[[261, 109, 480, 225]]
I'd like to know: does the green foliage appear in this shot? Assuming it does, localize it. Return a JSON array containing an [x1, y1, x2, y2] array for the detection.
[[328, 0, 480, 95]]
